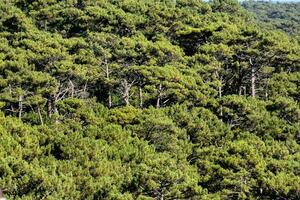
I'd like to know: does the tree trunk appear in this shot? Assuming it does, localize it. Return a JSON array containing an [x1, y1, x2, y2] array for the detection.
[[37, 106, 44, 125], [237, 74, 244, 96], [156, 83, 162, 108], [18, 95, 23, 120], [108, 90, 112, 108], [239, 87, 242, 96], [219, 85, 223, 117], [9, 84, 15, 112], [139, 86, 143, 108], [105, 59, 112, 108], [250, 58, 256, 98], [54, 104, 59, 124], [122, 79, 130, 106], [251, 66, 256, 97]]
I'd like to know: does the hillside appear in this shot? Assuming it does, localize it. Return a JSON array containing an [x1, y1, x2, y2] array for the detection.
[[242, 0, 300, 37], [0, 0, 299, 199]]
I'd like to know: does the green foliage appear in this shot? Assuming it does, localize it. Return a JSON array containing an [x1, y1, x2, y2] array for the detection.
[[242, 1, 300, 38], [0, 0, 299, 199]]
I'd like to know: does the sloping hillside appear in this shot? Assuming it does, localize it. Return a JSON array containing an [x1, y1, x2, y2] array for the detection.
[[242, 1, 300, 37]]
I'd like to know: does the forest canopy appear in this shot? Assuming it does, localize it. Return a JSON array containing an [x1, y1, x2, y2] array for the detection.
[[0, 0, 299, 199], [242, 0, 300, 37]]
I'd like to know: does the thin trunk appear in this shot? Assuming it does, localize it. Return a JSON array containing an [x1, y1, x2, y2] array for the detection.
[[108, 90, 112, 108], [219, 85, 223, 117], [105, 60, 109, 79], [237, 76, 244, 96], [156, 83, 162, 108], [54, 105, 59, 124], [156, 96, 160, 108], [139, 86, 143, 108], [83, 82, 87, 93], [250, 58, 256, 97], [122, 79, 130, 106], [9, 84, 15, 112], [37, 106, 44, 125], [105, 59, 112, 108], [124, 93, 129, 106], [251, 66, 256, 97], [18, 95, 23, 120]]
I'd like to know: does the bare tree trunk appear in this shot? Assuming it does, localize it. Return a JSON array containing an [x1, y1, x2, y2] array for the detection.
[[54, 105, 59, 124], [156, 83, 162, 108], [237, 76, 244, 96], [108, 90, 112, 108], [105, 59, 112, 108], [139, 86, 143, 108], [83, 81, 87, 93], [250, 58, 256, 98], [18, 95, 23, 120], [215, 71, 224, 117], [37, 106, 44, 125], [121, 78, 135, 106], [8, 84, 15, 112], [251, 66, 256, 97], [219, 85, 223, 117], [122, 79, 130, 106]]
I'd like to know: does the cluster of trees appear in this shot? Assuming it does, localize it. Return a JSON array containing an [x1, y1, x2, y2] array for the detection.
[[242, 0, 300, 38], [0, 0, 299, 199]]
